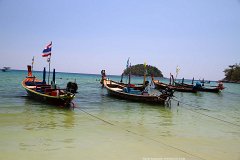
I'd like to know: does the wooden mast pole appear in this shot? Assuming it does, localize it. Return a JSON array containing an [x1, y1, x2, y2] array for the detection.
[[47, 41, 52, 85], [143, 62, 147, 87], [47, 55, 51, 85]]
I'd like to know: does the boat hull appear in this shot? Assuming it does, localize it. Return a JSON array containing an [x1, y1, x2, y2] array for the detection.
[[25, 88, 74, 106], [175, 82, 220, 93], [195, 88, 220, 93], [104, 80, 168, 105], [153, 80, 197, 93], [22, 79, 75, 107], [106, 88, 166, 104]]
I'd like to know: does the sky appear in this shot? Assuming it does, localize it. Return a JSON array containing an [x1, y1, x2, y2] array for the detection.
[[0, 0, 240, 80]]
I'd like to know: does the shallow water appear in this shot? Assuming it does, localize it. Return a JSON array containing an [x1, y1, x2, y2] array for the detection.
[[0, 70, 239, 160]]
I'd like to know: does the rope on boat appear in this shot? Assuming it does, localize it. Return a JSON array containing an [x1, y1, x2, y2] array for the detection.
[[74, 104, 206, 160], [172, 97, 240, 128]]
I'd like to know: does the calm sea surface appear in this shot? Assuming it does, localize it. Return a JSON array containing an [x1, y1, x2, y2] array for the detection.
[[0, 70, 239, 160]]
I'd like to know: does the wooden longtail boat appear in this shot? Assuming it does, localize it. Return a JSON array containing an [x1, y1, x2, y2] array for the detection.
[[101, 70, 173, 105], [22, 65, 77, 107], [100, 69, 144, 90], [151, 76, 197, 93], [192, 82, 224, 93], [174, 81, 194, 88], [109, 80, 144, 91], [195, 87, 221, 93], [174, 81, 224, 93]]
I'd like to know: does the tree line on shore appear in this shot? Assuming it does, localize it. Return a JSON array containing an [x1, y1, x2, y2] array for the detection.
[[223, 63, 240, 82]]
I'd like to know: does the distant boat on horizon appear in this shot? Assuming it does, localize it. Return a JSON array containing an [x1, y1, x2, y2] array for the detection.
[[1, 67, 11, 72]]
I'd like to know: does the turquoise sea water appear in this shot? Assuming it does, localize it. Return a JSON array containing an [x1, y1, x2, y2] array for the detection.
[[0, 70, 239, 160]]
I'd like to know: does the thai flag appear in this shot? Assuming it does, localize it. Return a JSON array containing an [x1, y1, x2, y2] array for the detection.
[[42, 42, 52, 57]]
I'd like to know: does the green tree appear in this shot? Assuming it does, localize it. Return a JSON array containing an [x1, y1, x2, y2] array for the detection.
[[123, 64, 163, 77], [223, 63, 240, 81]]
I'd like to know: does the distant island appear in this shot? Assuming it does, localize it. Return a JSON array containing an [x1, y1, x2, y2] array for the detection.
[[223, 63, 240, 83], [123, 64, 163, 77]]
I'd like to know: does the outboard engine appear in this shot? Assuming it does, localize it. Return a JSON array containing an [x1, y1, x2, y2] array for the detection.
[[217, 82, 225, 90], [161, 87, 174, 97], [66, 82, 78, 93], [159, 87, 174, 101]]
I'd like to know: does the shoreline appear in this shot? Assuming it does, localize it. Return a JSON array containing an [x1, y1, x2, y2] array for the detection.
[[221, 80, 240, 84]]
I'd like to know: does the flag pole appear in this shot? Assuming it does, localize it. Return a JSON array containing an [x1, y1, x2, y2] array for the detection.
[[31, 56, 34, 71], [128, 63, 131, 86], [175, 66, 180, 80], [125, 57, 130, 84], [47, 55, 51, 85], [143, 62, 147, 87], [42, 41, 52, 85]]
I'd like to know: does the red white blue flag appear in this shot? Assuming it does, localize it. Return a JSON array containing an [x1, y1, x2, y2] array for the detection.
[[42, 42, 52, 57]]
